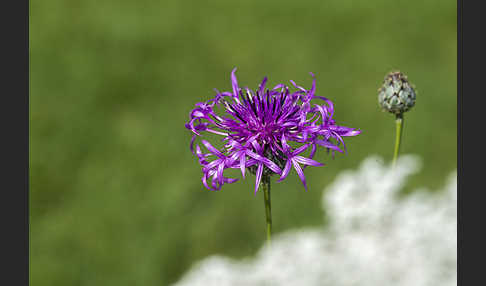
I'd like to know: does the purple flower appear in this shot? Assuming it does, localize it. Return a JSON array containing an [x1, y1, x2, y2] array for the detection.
[[185, 68, 361, 193]]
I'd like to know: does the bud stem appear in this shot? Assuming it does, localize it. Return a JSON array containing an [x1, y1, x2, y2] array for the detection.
[[392, 114, 404, 167], [261, 176, 272, 244]]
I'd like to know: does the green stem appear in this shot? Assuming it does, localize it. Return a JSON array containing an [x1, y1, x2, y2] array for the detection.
[[261, 176, 272, 244], [392, 113, 404, 167]]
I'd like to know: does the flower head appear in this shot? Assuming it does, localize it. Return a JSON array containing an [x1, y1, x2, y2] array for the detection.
[[378, 71, 416, 115], [185, 68, 360, 193]]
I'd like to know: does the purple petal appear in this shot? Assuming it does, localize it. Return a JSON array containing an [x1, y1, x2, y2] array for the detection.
[[202, 174, 211, 190], [292, 144, 310, 156], [239, 155, 246, 178], [272, 83, 285, 90], [211, 171, 220, 190], [201, 140, 225, 158], [250, 140, 263, 154], [259, 77, 268, 94], [315, 139, 343, 153], [309, 72, 316, 96], [293, 156, 324, 167], [278, 160, 292, 182], [331, 126, 361, 137], [246, 150, 265, 161], [217, 162, 225, 185], [190, 135, 196, 155], [191, 109, 206, 118], [261, 157, 282, 174], [303, 143, 317, 170], [223, 177, 239, 184], [202, 159, 221, 172], [281, 134, 290, 153], [314, 95, 334, 110], [206, 128, 229, 136], [347, 129, 361, 136], [289, 80, 306, 92], [231, 68, 240, 103], [254, 163, 263, 194], [245, 158, 258, 168], [244, 134, 259, 147], [314, 104, 329, 121], [292, 160, 307, 191]]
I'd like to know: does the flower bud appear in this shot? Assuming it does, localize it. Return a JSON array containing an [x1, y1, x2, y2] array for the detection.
[[378, 71, 416, 115]]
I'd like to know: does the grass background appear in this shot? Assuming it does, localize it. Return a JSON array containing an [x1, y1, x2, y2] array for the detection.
[[30, 0, 456, 285]]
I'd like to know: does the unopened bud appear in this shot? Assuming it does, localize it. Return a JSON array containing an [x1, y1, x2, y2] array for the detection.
[[378, 71, 416, 115]]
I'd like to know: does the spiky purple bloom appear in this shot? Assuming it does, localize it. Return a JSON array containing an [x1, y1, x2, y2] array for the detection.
[[185, 68, 360, 193]]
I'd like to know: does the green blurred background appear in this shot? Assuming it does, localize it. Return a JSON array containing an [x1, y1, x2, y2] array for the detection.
[[30, 0, 456, 285]]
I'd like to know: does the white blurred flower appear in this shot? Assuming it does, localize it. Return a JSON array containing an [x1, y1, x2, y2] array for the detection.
[[174, 155, 457, 286]]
